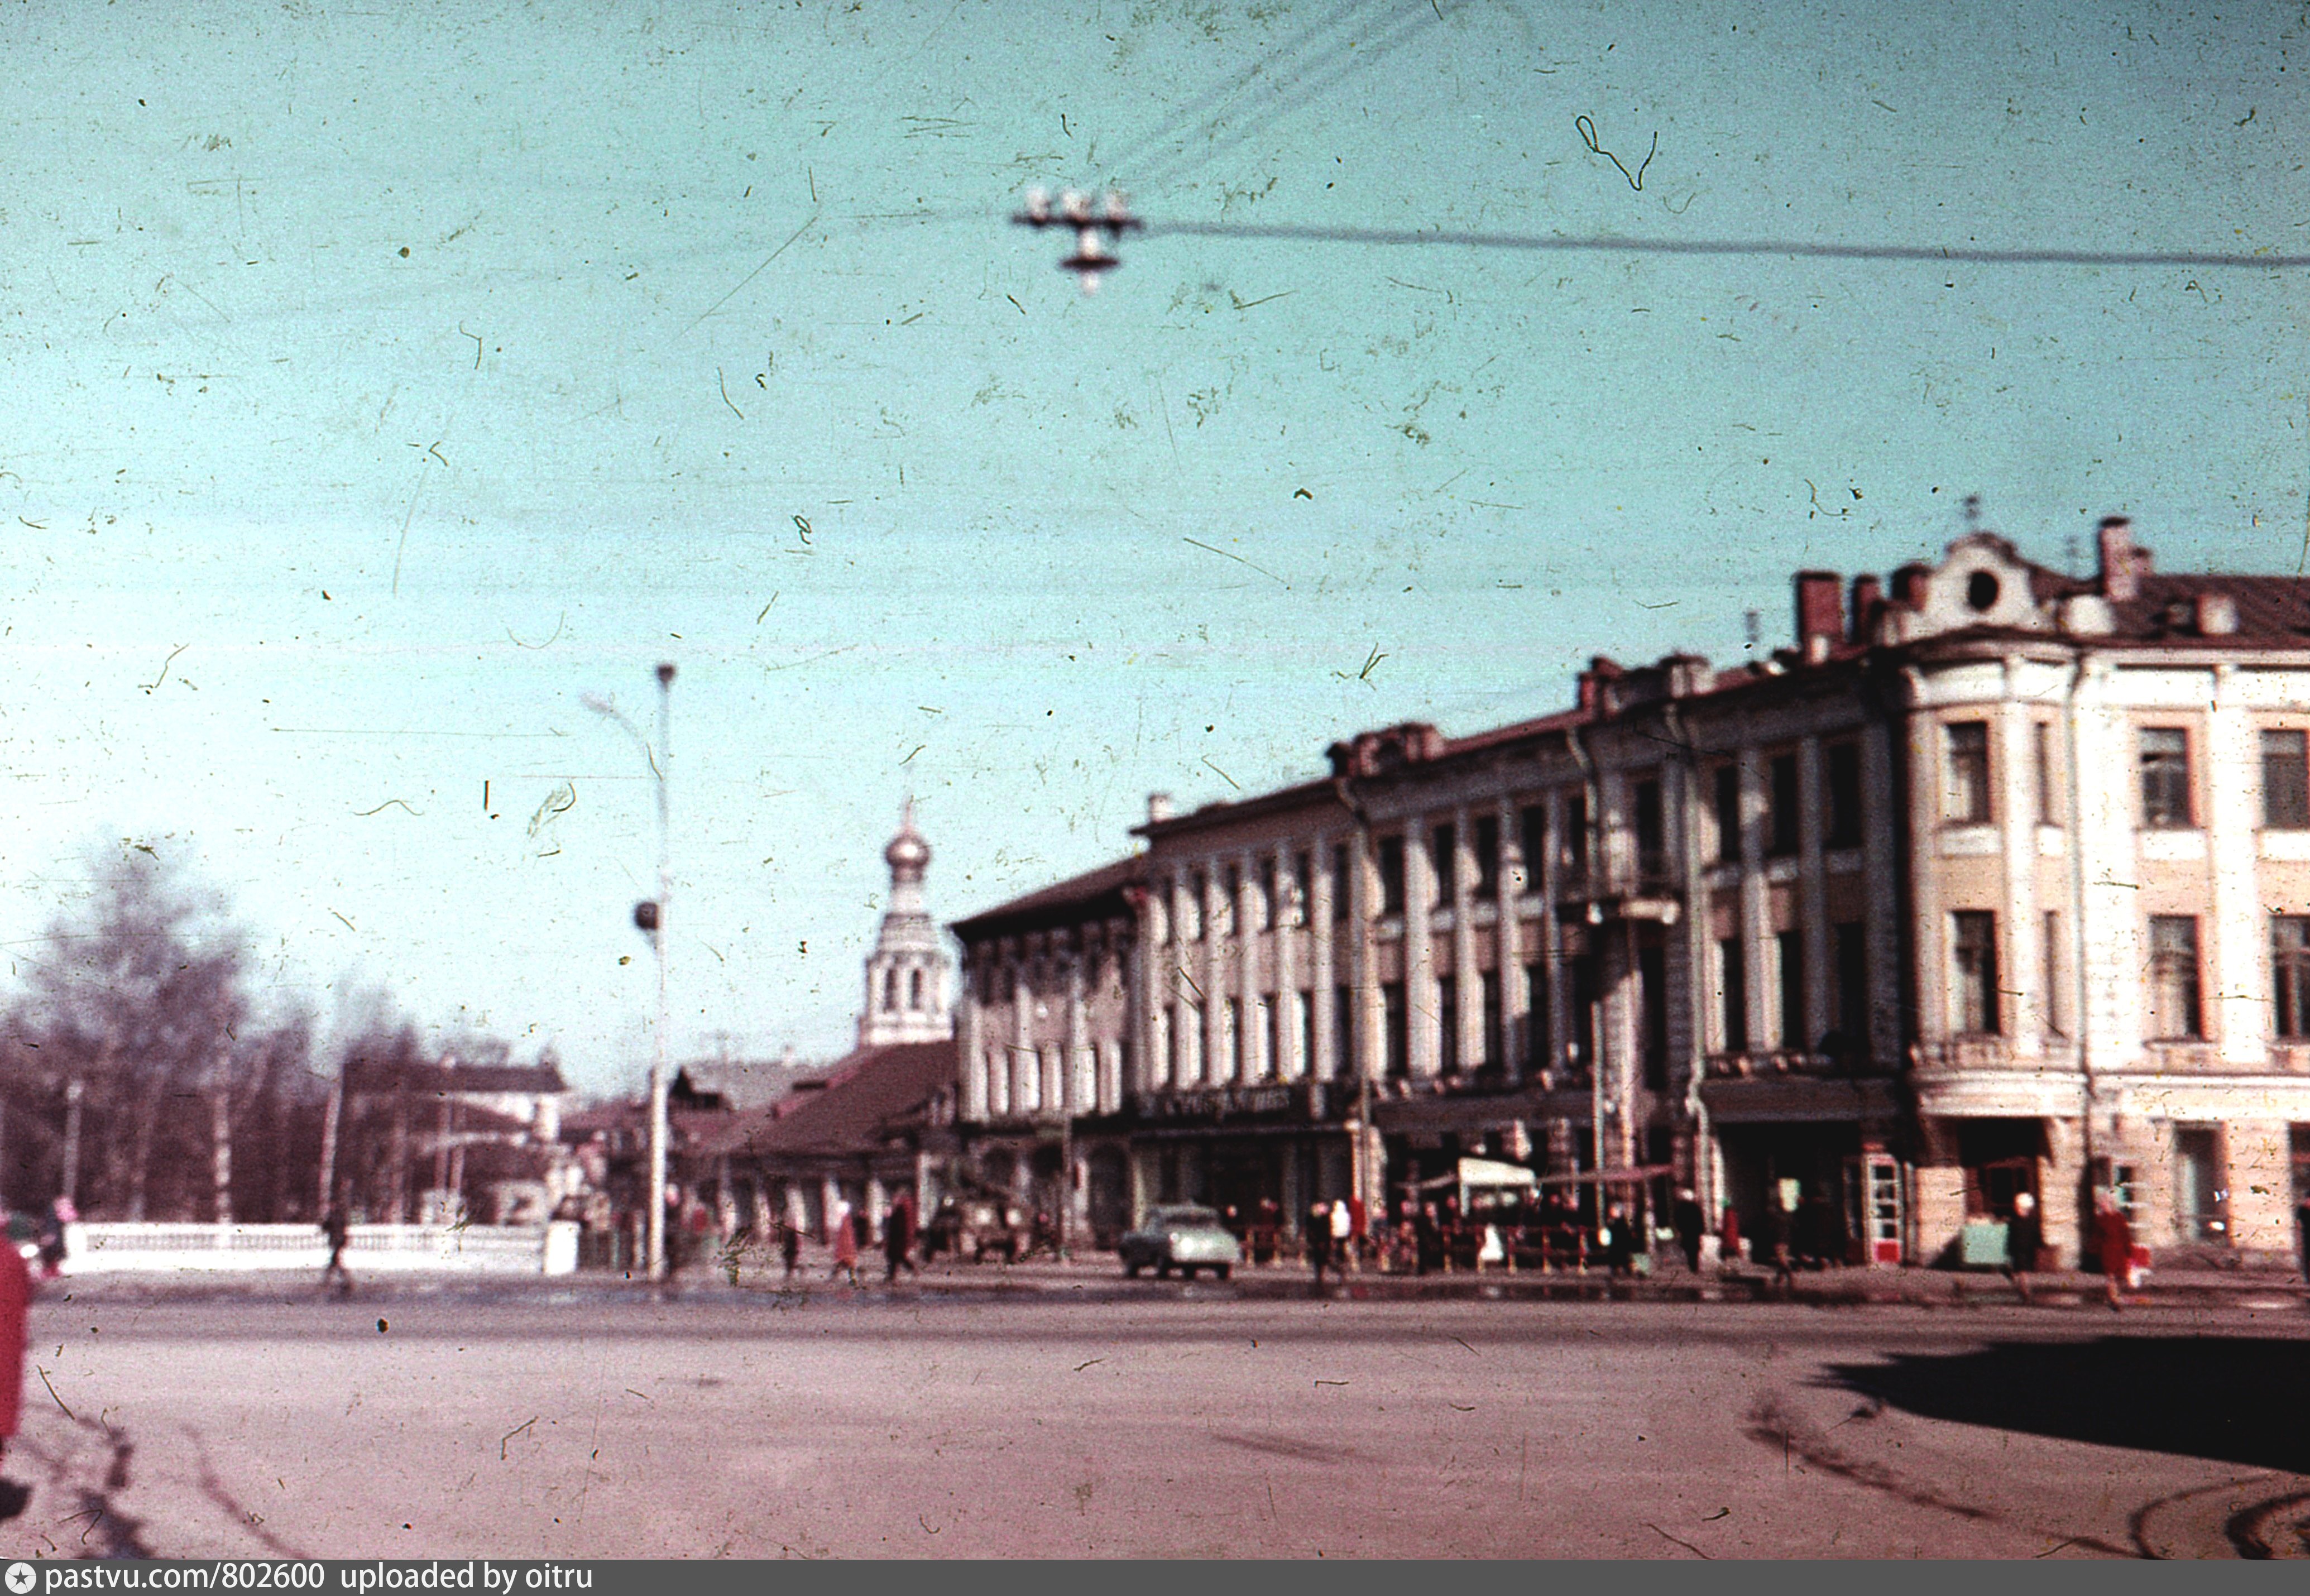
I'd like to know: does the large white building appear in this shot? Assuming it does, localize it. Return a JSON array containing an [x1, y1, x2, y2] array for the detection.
[[952, 515, 2310, 1270]]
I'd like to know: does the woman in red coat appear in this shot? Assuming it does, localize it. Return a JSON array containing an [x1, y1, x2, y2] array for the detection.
[[2093, 1194, 2135, 1310], [0, 1234, 30, 1495]]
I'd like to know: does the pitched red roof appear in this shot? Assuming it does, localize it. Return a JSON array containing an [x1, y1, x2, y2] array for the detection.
[[701, 1040, 955, 1161]]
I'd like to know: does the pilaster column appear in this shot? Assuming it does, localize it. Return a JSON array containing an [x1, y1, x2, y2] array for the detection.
[[1274, 843, 1300, 1081], [1311, 833, 1338, 1081], [1798, 735, 1831, 1053], [1406, 817, 1438, 1079], [1498, 797, 1526, 1084], [2208, 664, 2263, 1065], [1453, 806, 1480, 1070]]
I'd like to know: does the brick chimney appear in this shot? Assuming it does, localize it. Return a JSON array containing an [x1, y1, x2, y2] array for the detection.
[[1146, 792, 1175, 825], [1794, 571, 1841, 664], [1849, 575, 1884, 641], [2098, 516, 2143, 602]]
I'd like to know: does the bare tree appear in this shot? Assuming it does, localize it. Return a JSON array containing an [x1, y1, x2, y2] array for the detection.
[[6, 840, 252, 1220]]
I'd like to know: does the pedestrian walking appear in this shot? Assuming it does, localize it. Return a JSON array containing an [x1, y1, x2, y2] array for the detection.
[[883, 1195, 918, 1283], [1307, 1204, 1333, 1286], [779, 1218, 802, 1280], [1329, 1198, 1354, 1274], [2092, 1192, 2135, 1310], [320, 1200, 354, 1299], [2005, 1191, 2041, 1305], [0, 1232, 27, 1520], [1671, 1188, 1705, 1274], [1599, 1203, 1635, 1277], [830, 1203, 861, 1286], [35, 1199, 73, 1281]]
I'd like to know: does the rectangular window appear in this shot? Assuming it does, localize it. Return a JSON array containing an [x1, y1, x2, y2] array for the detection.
[[1330, 846, 1351, 921], [1430, 822, 1458, 903], [1480, 970, 1502, 1070], [2033, 722, 2058, 827], [1186, 872, 1207, 941], [1257, 857, 1277, 931], [2148, 916, 2203, 1040], [1633, 777, 1666, 883], [2265, 730, 2310, 830], [1825, 742, 1863, 848], [1944, 722, 1992, 824], [1767, 754, 1801, 856], [1569, 953, 1599, 1074], [1777, 929, 1806, 1052], [1714, 764, 1745, 865], [1718, 937, 1750, 1053], [1952, 911, 2000, 1034], [1833, 922, 1867, 1050], [1295, 991, 1314, 1078], [1517, 805, 1546, 891], [1382, 982, 1408, 1077], [1291, 851, 1312, 926], [2274, 917, 2310, 1039], [1376, 836, 1406, 917], [2140, 727, 2193, 830], [1474, 815, 1501, 897], [1333, 985, 1354, 1077], [2043, 911, 2065, 1038], [1523, 961, 1549, 1071], [1224, 998, 1243, 1078], [1638, 940, 1669, 1090], [1436, 976, 1459, 1074], [1561, 793, 1590, 874]]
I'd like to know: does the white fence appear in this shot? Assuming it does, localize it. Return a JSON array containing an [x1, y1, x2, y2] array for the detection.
[[60, 1221, 581, 1276]]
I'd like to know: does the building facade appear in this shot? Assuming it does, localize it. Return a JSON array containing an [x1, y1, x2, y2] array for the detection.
[[951, 518, 2310, 1269]]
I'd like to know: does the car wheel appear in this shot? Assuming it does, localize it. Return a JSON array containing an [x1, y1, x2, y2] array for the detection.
[[1154, 1259, 1172, 1278], [1214, 1264, 1232, 1282], [1124, 1261, 1142, 1278]]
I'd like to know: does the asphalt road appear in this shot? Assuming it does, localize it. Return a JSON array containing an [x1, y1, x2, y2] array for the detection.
[[5, 1283, 2307, 1559]]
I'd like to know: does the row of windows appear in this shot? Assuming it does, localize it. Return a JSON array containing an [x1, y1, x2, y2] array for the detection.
[[1940, 721, 2310, 831], [1714, 923, 1871, 1054], [1942, 910, 2310, 1041]]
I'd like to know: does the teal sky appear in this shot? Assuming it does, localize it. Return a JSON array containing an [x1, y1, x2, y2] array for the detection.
[[3, 0, 2306, 1091]]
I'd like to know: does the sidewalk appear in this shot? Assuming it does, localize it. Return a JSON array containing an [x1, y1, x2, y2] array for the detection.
[[29, 1251, 2310, 1310]]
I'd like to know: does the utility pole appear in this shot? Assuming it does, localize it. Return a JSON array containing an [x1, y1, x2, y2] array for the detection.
[[1012, 188, 1142, 294], [586, 662, 678, 1282]]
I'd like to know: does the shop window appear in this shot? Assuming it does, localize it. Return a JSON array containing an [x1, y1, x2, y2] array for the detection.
[[2275, 917, 2310, 1039], [1952, 912, 2000, 1034], [1944, 722, 1991, 825], [2139, 727, 2193, 830], [2148, 915, 2203, 1040], [2173, 1126, 2226, 1243], [2264, 730, 2310, 830]]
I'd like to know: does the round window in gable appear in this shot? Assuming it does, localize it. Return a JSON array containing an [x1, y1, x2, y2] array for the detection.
[[1966, 569, 2001, 612]]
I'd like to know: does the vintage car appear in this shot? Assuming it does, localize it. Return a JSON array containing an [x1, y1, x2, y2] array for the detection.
[[1118, 1205, 1242, 1280]]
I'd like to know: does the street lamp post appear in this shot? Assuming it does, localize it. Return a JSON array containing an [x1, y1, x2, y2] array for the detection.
[[586, 662, 677, 1281]]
